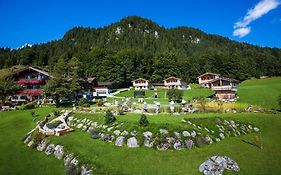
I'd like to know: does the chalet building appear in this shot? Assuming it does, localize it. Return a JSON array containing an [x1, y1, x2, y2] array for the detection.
[[197, 72, 239, 101], [209, 77, 239, 100], [197, 72, 220, 88], [10, 66, 51, 102], [163, 76, 187, 89], [132, 78, 151, 90], [87, 77, 113, 97]]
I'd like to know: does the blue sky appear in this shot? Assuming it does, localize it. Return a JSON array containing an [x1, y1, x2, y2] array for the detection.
[[0, 0, 280, 48]]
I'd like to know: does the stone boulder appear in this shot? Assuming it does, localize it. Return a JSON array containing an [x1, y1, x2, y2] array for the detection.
[[186, 139, 194, 149], [130, 130, 138, 136], [199, 156, 240, 175], [127, 137, 139, 148], [144, 139, 154, 148], [64, 154, 74, 167], [121, 130, 129, 136], [76, 123, 84, 129], [54, 145, 64, 159], [81, 166, 93, 175], [182, 131, 190, 137], [191, 131, 197, 137], [143, 131, 153, 138], [113, 130, 121, 136], [173, 140, 184, 150], [45, 144, 55, 155], [36, 139, 47, 151], [88, 129, 99, 139], [115, 136, 124, 147], [159, 129, 168, 135], [156, 142, 170, 151], [174, 132, 180, 139], [24, 134, 32, 144], [27, 140, 34, 147]]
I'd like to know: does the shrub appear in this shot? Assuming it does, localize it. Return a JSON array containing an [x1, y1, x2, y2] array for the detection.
[[195, 96, 207, 112], [96, 100, 104, 106], [167, 88, 183, 103], [21, 102, 36, 110], [31, 130, 46, 148], [139, 114, 149, 126], [134, 90, 145, 98], [104, 110, 116, 124], [78, 98, 89, 106]]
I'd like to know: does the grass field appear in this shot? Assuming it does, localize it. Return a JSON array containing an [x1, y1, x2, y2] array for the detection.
[[114, 87, 214, 104], [48, 112, 281, 175], [238, 77, 281, 109], [0, 107, 65, 175], [0, 108, 275, 175]]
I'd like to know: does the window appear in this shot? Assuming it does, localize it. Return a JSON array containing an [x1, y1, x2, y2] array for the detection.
[[20, 96, 27, 100], [223, 81, 230, 85]]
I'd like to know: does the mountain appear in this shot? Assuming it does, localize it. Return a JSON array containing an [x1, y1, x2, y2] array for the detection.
[[0, 16, 281, 86]]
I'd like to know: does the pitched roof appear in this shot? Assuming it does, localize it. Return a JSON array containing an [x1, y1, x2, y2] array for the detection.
[[209, 77, 240, 83], [164, 76, 181, 81], [197, 72, 220, 78], [132, 78, 149, 82], [10, 66, 51, 77], [87, 77, 97, 83]]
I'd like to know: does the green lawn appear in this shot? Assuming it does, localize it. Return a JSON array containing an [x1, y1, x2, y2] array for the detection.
[[0, 107, 65, 175], [113, 87, 214, 105], [49, 112, 281, 175], [0, 107, 281, 175], [238, 77, 281, 109]]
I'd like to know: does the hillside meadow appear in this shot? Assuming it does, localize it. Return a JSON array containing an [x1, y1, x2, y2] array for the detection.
[[0, 77, 281, 174], [238, 77, 281, 110]]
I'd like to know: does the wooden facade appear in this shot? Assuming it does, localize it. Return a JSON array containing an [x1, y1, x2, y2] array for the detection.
[[197, 72, 239, 101], [163, 76, 187, 89], [132, 78, 151, 90], [10, 66, 50, 102]]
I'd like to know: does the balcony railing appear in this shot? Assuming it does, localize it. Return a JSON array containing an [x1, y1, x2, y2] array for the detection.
[[164, 82, 181, 86], [17, 89, 43, 95], [211, 85, 237, 91], [134, 83, 148, 86], [17, 79, 45, 85]]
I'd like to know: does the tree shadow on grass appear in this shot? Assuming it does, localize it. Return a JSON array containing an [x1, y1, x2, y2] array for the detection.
[[241, 139, 261, 149]]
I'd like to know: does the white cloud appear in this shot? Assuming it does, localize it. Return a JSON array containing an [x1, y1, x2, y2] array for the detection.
[[233, 0, 281, 38], [233, 27, 251, 38]]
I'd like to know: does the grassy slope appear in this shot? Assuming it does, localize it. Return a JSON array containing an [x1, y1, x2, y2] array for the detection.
[[0, 107, 65, 175], [238, 77, 281, 109], [50, 112, 281, 175]]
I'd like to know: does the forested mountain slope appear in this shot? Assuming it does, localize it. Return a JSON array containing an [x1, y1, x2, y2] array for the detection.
[[0, 16, 280, 86]]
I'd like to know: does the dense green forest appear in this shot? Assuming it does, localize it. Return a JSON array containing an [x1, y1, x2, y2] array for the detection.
[[0, 16, 281, 87]]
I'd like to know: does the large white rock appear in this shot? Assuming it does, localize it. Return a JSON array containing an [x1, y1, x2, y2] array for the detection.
[[182, 131, 190, 137], [81, 166, 93, 175], [127, 137, 139, 148], [199, 156, 240, 175], [113, 130, 121, 136], [159, 129, 168, 135], [115, 136, 124, 147], [143, 131, 153, 138], [54, 145, 64, 159], [45, 144, 55, 155]]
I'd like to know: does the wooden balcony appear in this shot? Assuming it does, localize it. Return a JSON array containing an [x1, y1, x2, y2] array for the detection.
[[17, 79, 45, 85], [17, 89, 43, 95]]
